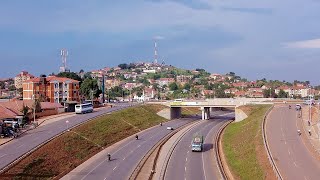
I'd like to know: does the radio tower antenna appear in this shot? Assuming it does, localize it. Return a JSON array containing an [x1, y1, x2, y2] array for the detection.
[[59, 49, 69, 72], [154, 38, 158, 64]]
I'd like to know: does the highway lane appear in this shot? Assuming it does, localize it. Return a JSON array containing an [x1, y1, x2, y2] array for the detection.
[[266, 105, 320, 180], [62, 117, 198, 180], [165, 111, 234, 180], [0, 104, 130, 171]]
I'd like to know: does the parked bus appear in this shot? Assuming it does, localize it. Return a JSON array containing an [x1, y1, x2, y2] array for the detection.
[[75, 103, 94, 114]]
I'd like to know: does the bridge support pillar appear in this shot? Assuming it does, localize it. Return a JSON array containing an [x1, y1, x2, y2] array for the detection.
[[201, 107, 210, 120], [170, 107, 181, 120]]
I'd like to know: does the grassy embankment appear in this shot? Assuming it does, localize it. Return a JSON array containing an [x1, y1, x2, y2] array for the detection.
[[222, 105, 274, 180], [181, 107, 201, 117], [1, 105, 167, 180]]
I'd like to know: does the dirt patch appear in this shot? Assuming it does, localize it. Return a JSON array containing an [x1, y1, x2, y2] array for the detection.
[[238, 105, 254, 116]]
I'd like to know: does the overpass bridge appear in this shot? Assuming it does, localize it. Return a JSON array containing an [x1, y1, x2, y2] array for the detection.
[[167, 98, 273, 121]]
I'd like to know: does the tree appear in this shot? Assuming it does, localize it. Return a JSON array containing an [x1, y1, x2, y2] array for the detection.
[[80, 78, 101, 99], [57, 72, 82, 82], [20, 103, 30, 118], [79, 69, 84, 73], [0, 81, 5, 89], [118, 63, 129, 69], [152, 83, 160, 91], [215, 89, 226, 98], [8, 85, 16, 91], [263, 88, 276, 98], [227, 72, 236, 77], [83, 72, 92, 79], [278, 89, 288, 98], [20, 103, 30, 124], [169, 82, 178, 91], [183, 83, 191, 91]]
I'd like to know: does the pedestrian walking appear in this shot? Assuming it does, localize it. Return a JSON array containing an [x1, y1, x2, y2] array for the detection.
[[107, 153, 111, 161]]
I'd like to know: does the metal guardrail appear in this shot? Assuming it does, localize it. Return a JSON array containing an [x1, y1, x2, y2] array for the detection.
[[262, 105, 283, 180], [215, 120, 232, 180], [129, 120, 196, 180], [159, 120, 203, 180]]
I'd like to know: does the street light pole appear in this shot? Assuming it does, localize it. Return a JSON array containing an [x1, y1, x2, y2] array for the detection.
[[32, 94, 36, 124]]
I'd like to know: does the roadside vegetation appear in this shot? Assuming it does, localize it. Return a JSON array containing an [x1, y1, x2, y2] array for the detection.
[[181, 107, 201, 117], [1, 105, 167, 180], [222, 105, 275, 180]]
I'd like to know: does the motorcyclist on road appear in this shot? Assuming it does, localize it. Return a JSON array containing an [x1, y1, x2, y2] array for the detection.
[[107, 153, 111, 161], [289, 105, 291, 109], [135, 134, 139, 140], [297, 129, 301, 135], [308, 129, 312, 136], [160, 122, 162, 126]]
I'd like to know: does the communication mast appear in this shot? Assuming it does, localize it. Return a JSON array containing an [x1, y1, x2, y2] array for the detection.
[[59, 49, 70, 72], [154, 38, 158, 64]]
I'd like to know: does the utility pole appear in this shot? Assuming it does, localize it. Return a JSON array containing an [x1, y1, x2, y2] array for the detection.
[[32, 94, 36, 125], [102, 74, 105, 103], [91, 89, 94, 105]]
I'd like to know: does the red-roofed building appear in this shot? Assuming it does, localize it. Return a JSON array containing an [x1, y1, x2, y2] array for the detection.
[[23, 76, 80, 103], [0, 100, 64, 121], [234, 91, 246, 97], [232, 82, 248, 88], [14, 71, 34, 89]]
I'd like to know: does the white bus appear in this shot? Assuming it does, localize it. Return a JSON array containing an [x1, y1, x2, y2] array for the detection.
[[75, 103, 94, 114]]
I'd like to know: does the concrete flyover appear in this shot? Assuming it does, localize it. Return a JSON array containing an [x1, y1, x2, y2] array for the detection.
[[168, 98, 273, 121]]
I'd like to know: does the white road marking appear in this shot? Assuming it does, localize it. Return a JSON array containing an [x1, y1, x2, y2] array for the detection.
[[288, 150, 291, 155], [184, 166, 187, 172], [304, 176, 308, 180], [294, 162, 298, 167], [123, 157, 126, 160], [185, 157, 188, 162], [137, 144, 141, 148], [113, 166, 117, 171], [0, 154, 7, 158], [104, 177, 107, 180], [17, 144, 24, 148], [202, 149, 207, 180]]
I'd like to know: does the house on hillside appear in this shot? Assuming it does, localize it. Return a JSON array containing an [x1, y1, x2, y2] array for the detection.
[[23, 76, 80, 103], [157, 78, 175, 87]]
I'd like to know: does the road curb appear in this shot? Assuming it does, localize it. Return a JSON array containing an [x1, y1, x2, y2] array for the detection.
[[215, 120, 233, 180], [0, 105, 129, 174], [0, 113, 75, 147], [158, 120, 204, 180], [129, 120, 197, 180], [262, 105, 283, 180]]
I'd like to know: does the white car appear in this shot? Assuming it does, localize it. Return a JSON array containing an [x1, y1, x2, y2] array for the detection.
[[167, 126, 174, 130]]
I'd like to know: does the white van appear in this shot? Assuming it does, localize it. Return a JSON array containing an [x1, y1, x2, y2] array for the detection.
[[174, 99, 183, 102]]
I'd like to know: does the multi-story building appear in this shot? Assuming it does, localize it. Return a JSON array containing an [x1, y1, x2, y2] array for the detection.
[[14, 71, 34, 89], [176, 75, 193, 85], [23, 76, 80, 103]]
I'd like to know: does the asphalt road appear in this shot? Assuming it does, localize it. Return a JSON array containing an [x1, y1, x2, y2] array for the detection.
[[165, 111, 234, 180], [266, 105, 320, 180], [0, 103, 131, 171], [62, 117, 198, 180]]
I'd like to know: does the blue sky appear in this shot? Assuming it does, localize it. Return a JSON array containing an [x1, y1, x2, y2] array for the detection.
[[1, 0, 320, 84]]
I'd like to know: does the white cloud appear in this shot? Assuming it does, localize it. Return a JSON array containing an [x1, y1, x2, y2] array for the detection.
[[285, 39, 320, 49]]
